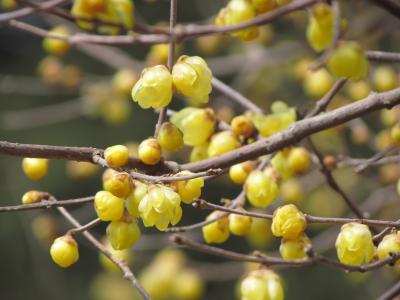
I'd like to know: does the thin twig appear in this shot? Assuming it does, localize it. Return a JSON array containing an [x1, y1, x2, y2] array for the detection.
[[67, 218, 101, 235], [53, 199, 151, 299], [171, 234, 400, 272], [306, 79, 347, 118], [0, 196, 94, 212], [366, 50, 400, 63], [211, 77, 263, 114], [354, 145, 397, 173], [194, 198, 400, 228], [154, 0, 177, 137], [307, 138, 365, 218]]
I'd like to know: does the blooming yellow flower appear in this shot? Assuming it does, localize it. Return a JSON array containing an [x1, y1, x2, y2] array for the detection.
[[138, 185, 182, 231], [106, 219, 141, 250], [335, 223, 375, 266], [131, 65, 173, 109], [271, 204, 307, 239], [171, 107, 216, 146], [172, 55, 212, 105], [94, 191, 125, 221]]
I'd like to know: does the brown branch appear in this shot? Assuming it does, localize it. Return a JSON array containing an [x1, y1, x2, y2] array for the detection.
[[154, 0, 177, 137], [211, 77, 263, 114], [354, 145, 397, 173], [371, 0, 400, 19], [306, 79, 347, 118], [194, 198, 400, 228], [0, 0, 68, 23], [67, 218, 101, 235], [53, 201, 150, 299], [7, 0, 317, 46], [338, 153, 400, 169], [366, 50, 400, 63], [378, 280, 400, 300], [181, 88, 400, 172], [171, 234, 400, 272], [0, 141, 179, 174], [0, 196, 94, 212], [178, 0, 318, 40]]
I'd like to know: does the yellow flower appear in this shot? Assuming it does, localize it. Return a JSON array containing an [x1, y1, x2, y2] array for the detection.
[[306, 3, 334, 52], [377, 231, 400, 265], [126, 181, 148, 218], [106, 219, 141, 250], [241, 269, 284, 300], [207, 130, 241, 157], [252, 0, 276, 14], [245, 169, 280, 208], [335, 223, 375, 266], [173, 171, 204, 204], [171, 107, 216, 146], [271, 204, 307, 239], [94, 191, 125, 221], [172, 55, 212, 105], [229, 161, 255, 185], [280, 233, 311, 259], [131, 65, 173, 109], [202, 211, 230, 243], [50, 235, 79, 268], [138, 185, 182, 231]]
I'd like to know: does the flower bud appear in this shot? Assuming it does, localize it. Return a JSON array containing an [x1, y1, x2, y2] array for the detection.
[[22, 158, 49, 181], [22, 190, 47, 204], [104, 145, 129, 168], [50, 235, 79, 268], [208, 130, 241, 157], [43, 26, 71, 56], [138, 138, 162, 165], [245, 169, 280, 208], [173, 171, 204, 204], [157, 122, 184, 151], [103, 172, 132, 198], [202, 211, 230, 243], [228, 210, 252, 236]]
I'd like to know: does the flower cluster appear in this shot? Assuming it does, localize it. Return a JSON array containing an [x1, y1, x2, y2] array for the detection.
[[131, 55, 213, 109]]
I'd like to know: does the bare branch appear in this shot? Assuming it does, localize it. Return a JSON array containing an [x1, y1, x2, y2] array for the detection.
[[181, 88, 400, 172], [306, 79, 347, 118], [307, 138, 364, 218], [0, 196, 94, 212], [211, 77, 263, 114]]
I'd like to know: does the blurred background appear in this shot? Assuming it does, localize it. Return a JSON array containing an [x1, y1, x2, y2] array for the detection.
[[1, 0, 400, 299]]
